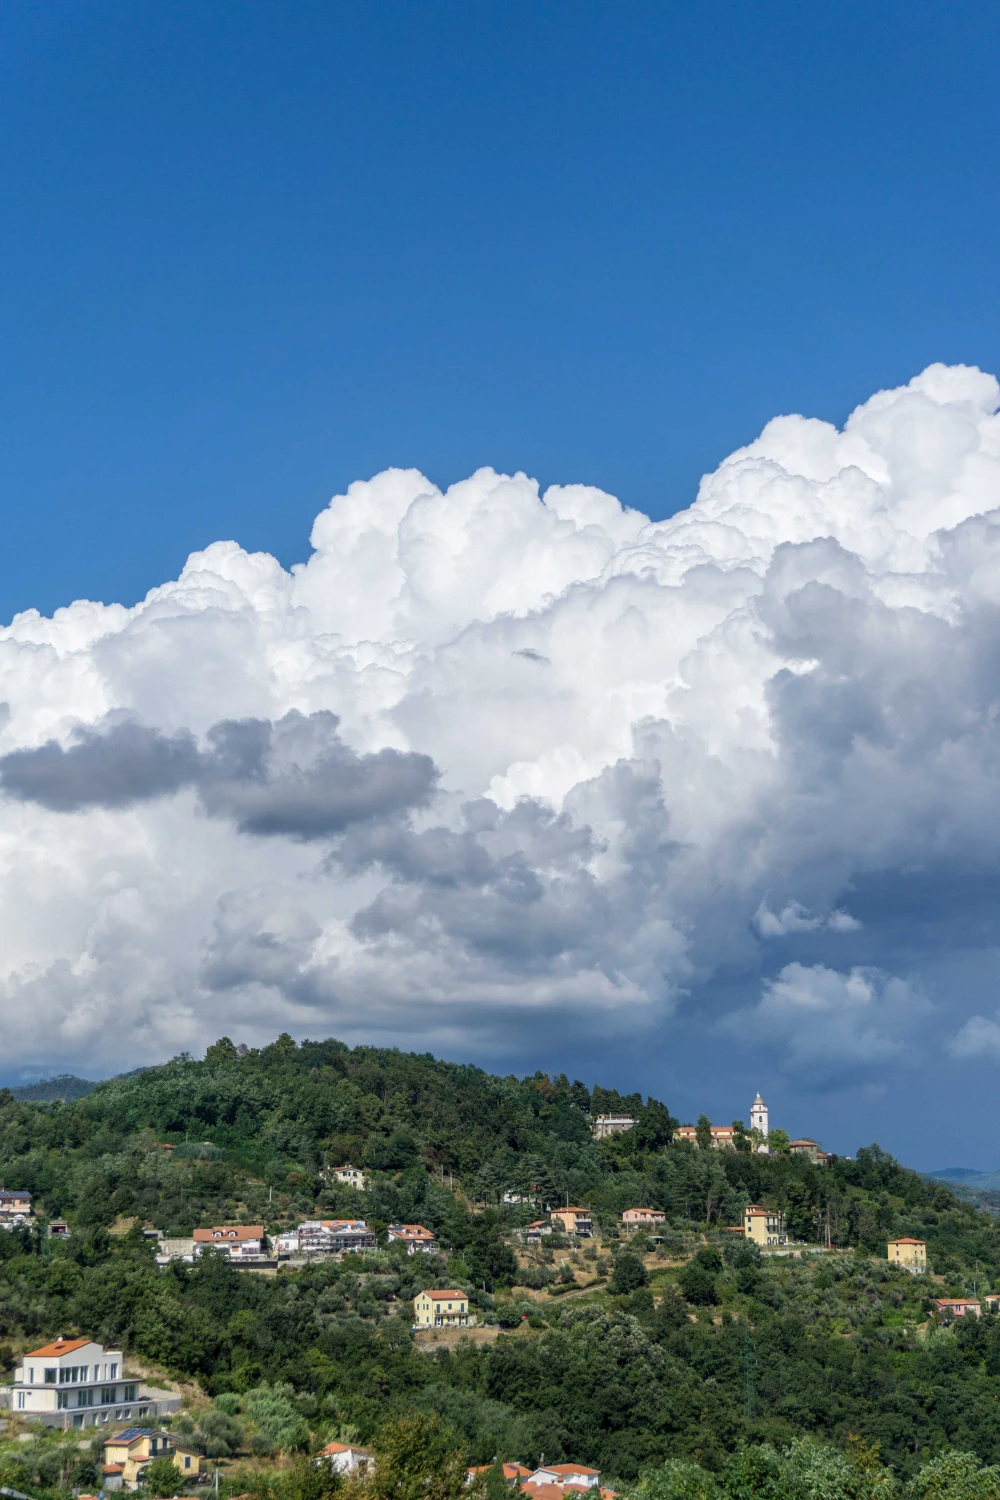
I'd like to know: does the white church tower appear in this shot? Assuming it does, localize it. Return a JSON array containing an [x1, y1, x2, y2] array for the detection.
[[750, 1092, 769, 1153]]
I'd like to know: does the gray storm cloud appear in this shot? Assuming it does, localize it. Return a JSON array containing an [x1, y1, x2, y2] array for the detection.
[[0, 711, 438, 837], [2, 362, 1000, 1070]]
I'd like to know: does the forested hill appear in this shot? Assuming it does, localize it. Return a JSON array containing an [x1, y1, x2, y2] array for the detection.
[[3, 1035, 1000, 1483], [0, 1032, 991, 1262]]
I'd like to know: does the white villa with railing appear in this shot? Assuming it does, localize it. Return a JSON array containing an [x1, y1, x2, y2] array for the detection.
[[0, 1336, 180, 1428]]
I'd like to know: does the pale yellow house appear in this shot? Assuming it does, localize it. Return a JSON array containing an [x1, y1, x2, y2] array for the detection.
[[888, 1237, 926, 1271], [743, 1203, 786, 1246], [413, 1289, 471, 1327], [102, 1429, 203, 1490]]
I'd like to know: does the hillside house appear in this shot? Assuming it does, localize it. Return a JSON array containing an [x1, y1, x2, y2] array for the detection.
[[0, 1190, 32, 1225], [521, 1220, 554, 1243], [387, 1223, 438, 1253], [592, 1115, 636, 1140], [935, 1297, 981, 1320], [550, 1207, 593, 1236], [413, 1289, 471, 1327], [788, 1139, 829, 1165], [675, 1124, 737, 1149], [525, 1464, 600, 1489], [193, 1225, 267, 1261], [102, 1428, 201, 1490], [621, 1208, 666, 1230], [319, 1441, 372, 1474], [0, 1338, 180, 1428], [276, 1220, 376, 1257], [743, 1204, 787, 1246], [467, 1464, 534, 1486], [888, 1237, 927, 1272], [329, 1165, 367, 1190]]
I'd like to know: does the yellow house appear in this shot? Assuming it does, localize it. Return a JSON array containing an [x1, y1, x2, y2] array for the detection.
[[102, 1429, 203, 1491], [888, 1237, 926, 1271], [743, 1203, 787, 1246], [413, 1289, 471, 1327]]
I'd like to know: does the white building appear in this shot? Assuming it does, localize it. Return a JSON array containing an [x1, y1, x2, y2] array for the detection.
[[329, 1165, 367, 1190], [192, 1225, 268, 1261], [0, 1337, 180, 1429], [750, 1093, 769, 1153], [319, 1441, 372, 1474], [592, 1114, 636, 1140], [274, 1220, 376, 1257], [387, 1222, 438, 1254]]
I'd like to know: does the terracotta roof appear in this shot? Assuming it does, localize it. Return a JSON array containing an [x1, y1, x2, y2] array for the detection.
[[25, 1336, 91, 1357], [889, 1238, 925, 1245], [320, 1441, 370, 1456], [788, 1139, 818, 1147], [419, 1289, 466, 1300], [547, 1466, 600, 1477], [525, 1485, 567, 1500], [192, 1225, 264, 1241], [103, 1466, 124, 1476], [936, 1297, 979, 1306]]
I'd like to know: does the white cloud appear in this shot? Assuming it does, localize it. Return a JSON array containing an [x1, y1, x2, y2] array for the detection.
[[724, 962, 931, 1078], [754, 901, 861, 936], [948, 1014, 1000, 1060], [1, 364, 1000, 1068]]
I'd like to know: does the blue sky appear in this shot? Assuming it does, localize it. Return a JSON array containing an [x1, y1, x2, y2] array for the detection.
[[2, 1, 998, 618], [2, 3, 1000, 1169]]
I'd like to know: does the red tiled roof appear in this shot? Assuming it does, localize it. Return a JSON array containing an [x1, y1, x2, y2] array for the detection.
[[320, 1441, 370, 1456], [420, 1289, 466, 1300], [26, 1336, 91, 1357], [889, 1238, 925, 1245], [103, 1466, 124, 1475], [547, 1466, 599, 1477]]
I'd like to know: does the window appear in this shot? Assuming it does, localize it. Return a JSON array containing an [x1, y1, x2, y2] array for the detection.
[[109, 1363, 118, 1379], [72, 1415, 84, 1428], [101, 1387, 116, 1405], [122, 1384, 137, 1402], [184, 1458, 191, 1469], [28, 1368, 34, 1384], [58, 1392, 70, 1410], [77, 1388, 94, 1407], [45, 1368, 57, 1384], [16, 1392, 25, 1410]]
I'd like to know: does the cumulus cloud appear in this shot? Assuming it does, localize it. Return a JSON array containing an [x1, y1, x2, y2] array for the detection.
[[948, 1014, 1000, 1060], [722, 963, 931, 1082], [754, 901, 861, 937], [3, 363, 1000, 1069]]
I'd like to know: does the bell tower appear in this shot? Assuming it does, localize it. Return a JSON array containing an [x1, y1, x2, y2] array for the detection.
[[750, 1092, 769, 1152]]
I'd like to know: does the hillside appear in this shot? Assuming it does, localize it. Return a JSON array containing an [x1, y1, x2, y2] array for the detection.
[[0, 1035, 999, 1482], [8, 1074, 99, 1103]]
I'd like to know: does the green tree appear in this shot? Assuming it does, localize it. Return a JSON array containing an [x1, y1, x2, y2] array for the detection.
[[349, 1412, 477, 1500], [905, 1451, 1000, 1500], [628, 1458, 721, 1500], [144, 1455, 183, 1497], [610, 1251, 649, 1294], [678, 1261, 719, 1306], [731, 1120, 750, 1154], [695, 1114, 714, 1151], [768, 1128, 791, 1155]]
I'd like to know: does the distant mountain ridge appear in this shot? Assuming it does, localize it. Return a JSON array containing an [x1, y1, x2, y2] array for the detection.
[[5, 1067, 147, 1103], [926, 1166, 1000, 1191], [8, 1073, 99, 1102]]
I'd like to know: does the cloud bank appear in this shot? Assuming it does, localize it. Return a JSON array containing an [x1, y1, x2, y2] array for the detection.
[[3, 362, 1000, 1073]]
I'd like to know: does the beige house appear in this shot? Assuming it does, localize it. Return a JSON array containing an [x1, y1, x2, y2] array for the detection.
[[0, 1190, 32, 1225], [888, 1237, 926, 1271], [329, 1165, 367, 1190], [935, 1297, 981, 1320], [193, 1225, 267, 1261], [743, 1203, 786, 1246], [675, 1124, 737, 1149], [103, 1428, 202, 1490], [413, 1289, 470, 1327], [592, 1114, 636, 1140], [387, 1222, 438, 1254], [550, 1207, 593, 1236]]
